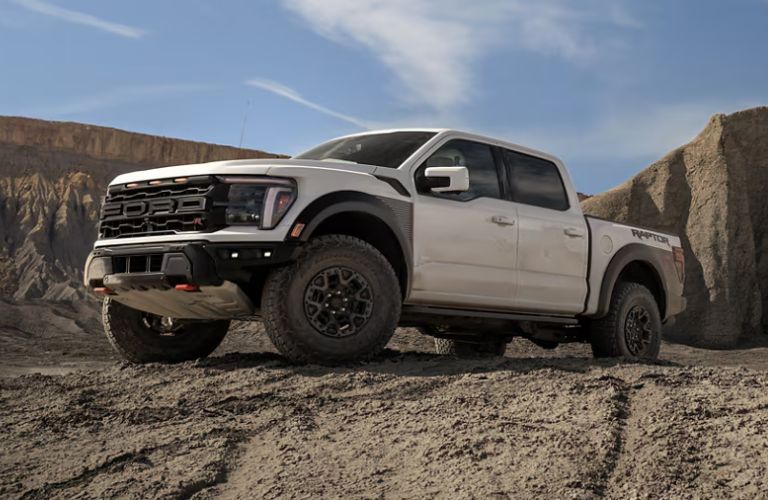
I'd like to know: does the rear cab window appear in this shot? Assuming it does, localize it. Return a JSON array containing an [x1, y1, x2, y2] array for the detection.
[[502, 149, 570, 211]]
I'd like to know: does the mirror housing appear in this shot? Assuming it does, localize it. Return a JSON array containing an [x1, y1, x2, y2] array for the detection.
[[423, 166, 470, 193]]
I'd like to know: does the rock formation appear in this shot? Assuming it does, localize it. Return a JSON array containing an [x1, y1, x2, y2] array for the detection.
[[0, 116, 282, 302], [582, 107, 768, 348]]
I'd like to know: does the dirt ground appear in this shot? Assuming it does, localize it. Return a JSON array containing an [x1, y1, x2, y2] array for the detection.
[[3, 310, 768, 499]]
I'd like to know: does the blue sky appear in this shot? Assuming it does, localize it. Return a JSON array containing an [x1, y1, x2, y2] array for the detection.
[[1, 0, 767, 193]]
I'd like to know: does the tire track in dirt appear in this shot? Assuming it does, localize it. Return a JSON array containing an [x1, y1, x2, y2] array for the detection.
[[207, 363, 630, 498], [582, 374, 633, 497], [20, 451, 153, 499], [5, 350, 768, 498], [591, 367, 768, 499]]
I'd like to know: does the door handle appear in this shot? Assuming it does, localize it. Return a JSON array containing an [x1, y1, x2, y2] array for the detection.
[[491, 215, 515, 226], [563, 227, 585, 238]]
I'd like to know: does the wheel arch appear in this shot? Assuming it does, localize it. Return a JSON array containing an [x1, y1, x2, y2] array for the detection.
[[593, 244, 670, 320], [288, 191, 412, 299]]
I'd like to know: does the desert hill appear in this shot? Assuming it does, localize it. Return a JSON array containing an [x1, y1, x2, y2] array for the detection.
[[582, 106, 768, 348], [0, 117, 282, 302]]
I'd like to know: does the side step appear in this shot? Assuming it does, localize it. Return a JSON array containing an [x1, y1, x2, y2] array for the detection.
[[400, 305, 579, 325]]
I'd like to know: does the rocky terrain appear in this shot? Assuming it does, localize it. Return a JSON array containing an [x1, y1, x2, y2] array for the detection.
[[3, 326, 768, 499], [583, 107, 768, 348]]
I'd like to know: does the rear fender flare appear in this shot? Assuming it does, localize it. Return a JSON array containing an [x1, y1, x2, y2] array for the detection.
[[594, 243, 670, 320]]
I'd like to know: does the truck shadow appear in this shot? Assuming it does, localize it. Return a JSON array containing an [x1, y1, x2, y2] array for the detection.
[[195, 349, 680, 378]]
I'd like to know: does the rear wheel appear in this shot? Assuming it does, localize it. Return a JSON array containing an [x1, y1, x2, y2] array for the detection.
[[261, 235, 401, 364], [589, 282, 662, 360], [102, 298, 229, 363]]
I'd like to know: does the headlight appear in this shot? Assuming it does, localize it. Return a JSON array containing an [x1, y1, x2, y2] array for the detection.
[[218, 177, 297, 229]]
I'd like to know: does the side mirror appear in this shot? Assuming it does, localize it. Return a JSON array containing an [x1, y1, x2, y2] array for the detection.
[[423, 166, 470, 193]]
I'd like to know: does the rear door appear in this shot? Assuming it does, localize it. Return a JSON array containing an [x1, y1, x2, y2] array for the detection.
[[501, 148, 588, 314], [409, 139, 519, 310]]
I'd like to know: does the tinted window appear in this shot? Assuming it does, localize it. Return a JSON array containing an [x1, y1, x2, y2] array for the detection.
[[295, 131, 436, 168], [504, 149, 569, 210], [417, 140, 501, 201]]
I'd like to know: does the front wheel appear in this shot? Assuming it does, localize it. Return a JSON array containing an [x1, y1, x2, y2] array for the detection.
[[588, 282, 662, 360], [261, 235, 401, 365], [102, 298, 230, 363]]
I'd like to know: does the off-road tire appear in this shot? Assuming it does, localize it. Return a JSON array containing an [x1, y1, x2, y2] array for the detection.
[[102, 298, 229, 363], [433, 338, 507, 357], [589, 281, 662, 360], [261, 235, 401, 365]]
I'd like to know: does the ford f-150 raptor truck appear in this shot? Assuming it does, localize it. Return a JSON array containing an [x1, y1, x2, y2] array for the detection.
[[84, 129, 686, 364]]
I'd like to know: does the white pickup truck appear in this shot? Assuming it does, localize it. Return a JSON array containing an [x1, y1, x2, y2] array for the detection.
[[84, 129, 686, 364]]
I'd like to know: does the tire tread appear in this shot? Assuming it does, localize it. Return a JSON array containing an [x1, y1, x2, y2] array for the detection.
[[261, 234, 401, 364], [102, 298, 229, 363], [589, 281, 661, 359]]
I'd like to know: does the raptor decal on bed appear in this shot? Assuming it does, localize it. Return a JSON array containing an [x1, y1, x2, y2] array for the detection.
[[631, 229, 671, 246]]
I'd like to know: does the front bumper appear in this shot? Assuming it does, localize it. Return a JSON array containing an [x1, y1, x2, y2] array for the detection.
[[84, 241, 301, 319]]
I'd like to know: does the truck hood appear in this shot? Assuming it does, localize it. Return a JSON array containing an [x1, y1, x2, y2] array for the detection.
[[110, 158, 380, 186]]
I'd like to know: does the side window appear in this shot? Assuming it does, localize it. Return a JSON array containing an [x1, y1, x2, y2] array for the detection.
[[416, 139, 502, 201], [504, 149, 569, 211]]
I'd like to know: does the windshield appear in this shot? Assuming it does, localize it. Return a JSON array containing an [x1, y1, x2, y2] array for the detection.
[[295, 131, 436, 168]]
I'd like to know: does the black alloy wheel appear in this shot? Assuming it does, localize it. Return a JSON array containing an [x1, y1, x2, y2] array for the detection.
[[624, 305, 653, 356], [303, 266, 374, 338], [589, 281, 662, 360]]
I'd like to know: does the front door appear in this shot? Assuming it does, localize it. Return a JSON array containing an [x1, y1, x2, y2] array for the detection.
[[409, 139, 519, 310]]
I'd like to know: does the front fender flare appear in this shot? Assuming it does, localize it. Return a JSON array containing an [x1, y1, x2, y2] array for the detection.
[[288, 191, 413, 293]]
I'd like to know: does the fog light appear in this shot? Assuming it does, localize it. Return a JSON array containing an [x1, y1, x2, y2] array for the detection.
[[264, 251, 272, 258], [231, 251, 239, 259]]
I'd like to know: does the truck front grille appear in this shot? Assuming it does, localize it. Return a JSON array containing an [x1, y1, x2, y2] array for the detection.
[[99, 176, 226, 239]]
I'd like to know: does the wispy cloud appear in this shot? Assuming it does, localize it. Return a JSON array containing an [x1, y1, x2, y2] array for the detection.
[[245, 78, 371, 129], [10, 0, 146, 38], [22, 84, 210, 118], [281, 0, 641, 112]]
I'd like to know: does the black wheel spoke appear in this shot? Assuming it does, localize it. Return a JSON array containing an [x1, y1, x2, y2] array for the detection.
[[304, 266, 374, 338], [624, 305, 655, 356]]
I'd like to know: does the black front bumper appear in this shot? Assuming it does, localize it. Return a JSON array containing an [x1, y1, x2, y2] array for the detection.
[[84, 241, 302, 291]]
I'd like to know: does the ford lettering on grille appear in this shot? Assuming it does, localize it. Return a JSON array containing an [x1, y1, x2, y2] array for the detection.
[[102, 197, 207, 219], [98, 176, 221, 239]]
